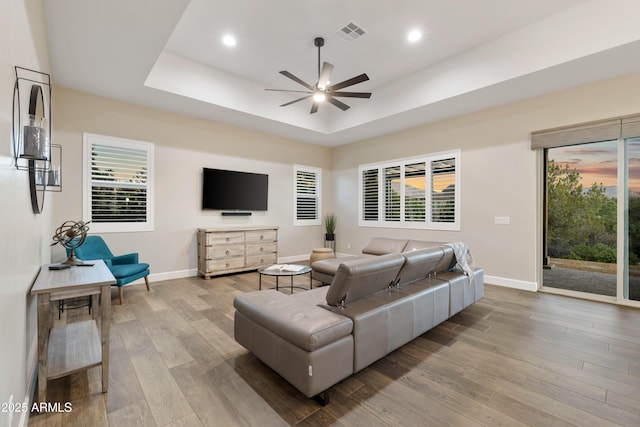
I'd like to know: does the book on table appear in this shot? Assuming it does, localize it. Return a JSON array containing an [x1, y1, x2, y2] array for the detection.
[[264, 264, 305, 272]]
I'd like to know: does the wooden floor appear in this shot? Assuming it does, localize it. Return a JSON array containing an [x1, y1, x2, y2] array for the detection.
[[29, 272, 640, 426]]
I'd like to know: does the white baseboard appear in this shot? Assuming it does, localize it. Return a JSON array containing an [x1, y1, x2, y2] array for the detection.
[[278, 254, 309, 263], [122, 269, 197, 285], [128, 262, 539, 294], [484, 275, 538, 292], [148, 269, 197, 282]]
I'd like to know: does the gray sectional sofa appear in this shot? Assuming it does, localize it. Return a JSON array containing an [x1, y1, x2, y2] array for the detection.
[[233, 239, 484, 403]]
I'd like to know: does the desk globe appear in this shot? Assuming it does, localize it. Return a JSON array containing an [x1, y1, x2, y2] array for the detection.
[[51, 220, 91, 265]]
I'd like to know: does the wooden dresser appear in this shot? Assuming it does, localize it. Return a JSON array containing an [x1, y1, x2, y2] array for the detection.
[[197, 226, 278, 279]]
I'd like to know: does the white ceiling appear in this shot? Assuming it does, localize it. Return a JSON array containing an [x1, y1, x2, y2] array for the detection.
[[44, 0, 640, 146]]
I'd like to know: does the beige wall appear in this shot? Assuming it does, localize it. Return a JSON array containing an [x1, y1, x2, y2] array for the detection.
[[51, 70, 640, 290], [333, 70, 640, 289], [51, 88, 333, 278], [0, 1, 51, 426]]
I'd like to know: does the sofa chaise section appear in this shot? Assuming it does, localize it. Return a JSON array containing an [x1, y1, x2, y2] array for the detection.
[[233, 289, 354, 399]]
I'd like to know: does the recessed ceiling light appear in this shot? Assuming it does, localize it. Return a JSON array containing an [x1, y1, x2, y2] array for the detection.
[[407, 29, 422, 43], [222, 34, 237, 47]]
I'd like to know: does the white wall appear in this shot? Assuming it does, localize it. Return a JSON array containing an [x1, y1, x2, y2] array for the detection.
[[50, 88, 333, 278], [0, 1, 51, 426], [333, 70, 640, 290]]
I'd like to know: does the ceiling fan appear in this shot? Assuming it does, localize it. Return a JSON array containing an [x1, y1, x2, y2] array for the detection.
[[265, 37, 372, 114]]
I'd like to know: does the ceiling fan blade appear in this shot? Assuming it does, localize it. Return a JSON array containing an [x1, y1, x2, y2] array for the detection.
[[310, 102, 319, 114], [280, 95, 312, 107], [279, 70, 314, 90], [265, 89, 311, 93], [317, 62, 334, 90], [327, 96, 350, 111], [330, 91, 372, 98], [328, 73, 369, 91]]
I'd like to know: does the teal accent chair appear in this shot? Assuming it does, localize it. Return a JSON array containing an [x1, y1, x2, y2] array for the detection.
[[69, 236, 150, 304]]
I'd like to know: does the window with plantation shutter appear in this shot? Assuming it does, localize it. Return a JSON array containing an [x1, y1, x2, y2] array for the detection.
[[384, 166, 401, 221], [358, 150, 460, 230], [430, 157, 456, 223], [405, 162, 426, 222], [293, 165, 321, 226], [362, 168, 379, 221], [83, 133, 154, 233]]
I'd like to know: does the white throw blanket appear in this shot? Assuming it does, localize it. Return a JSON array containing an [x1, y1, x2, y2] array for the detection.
[[444, 242, 475, 287]]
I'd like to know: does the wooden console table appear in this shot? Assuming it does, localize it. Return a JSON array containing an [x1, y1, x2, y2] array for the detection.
[[31, 260, 115, 403]]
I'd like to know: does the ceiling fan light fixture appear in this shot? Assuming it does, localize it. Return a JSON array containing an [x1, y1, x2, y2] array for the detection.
[[313, 91, 326, 103]]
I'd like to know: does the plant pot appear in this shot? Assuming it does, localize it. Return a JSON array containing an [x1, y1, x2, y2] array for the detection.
[[325, 233, 335, 241]]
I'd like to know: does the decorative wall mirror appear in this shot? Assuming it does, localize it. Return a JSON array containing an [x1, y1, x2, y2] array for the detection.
[[27, 84, 47, 213], [12, 66, 56, 214]]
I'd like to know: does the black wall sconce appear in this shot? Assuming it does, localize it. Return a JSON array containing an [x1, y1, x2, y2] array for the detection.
[[12, 66, 62, 213]]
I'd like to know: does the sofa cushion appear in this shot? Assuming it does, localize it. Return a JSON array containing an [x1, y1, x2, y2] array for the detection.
[[325, 253, 405, 306], [361, 237, 408, 255], [434, 245, 456, 273], [291, 286, 329, 306], [396, 247, 445, 286], [234, 290, 352, 352]]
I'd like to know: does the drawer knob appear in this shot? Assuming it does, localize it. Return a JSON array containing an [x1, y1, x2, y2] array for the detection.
[[225, 250, 230, 255], [225, 263, 230, 268], [260, 235, 264, 240], [226, 237, 230, 242], [260, 247, 263, 252]]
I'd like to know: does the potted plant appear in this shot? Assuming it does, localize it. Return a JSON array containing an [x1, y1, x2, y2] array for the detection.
[[324, 213, 336, 241]]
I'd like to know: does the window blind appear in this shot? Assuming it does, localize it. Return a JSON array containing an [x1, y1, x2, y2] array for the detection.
[[295, 170, 318, 220], [358, 150, 460, 230], [90, 143, 148, 223], [430, 158, 456, 223], [293, 165, 321, 226], [384, 166, 401, 221], [531, 113, 640, 149], [362, 169, 379, 221], [405, 162, 426, 222]]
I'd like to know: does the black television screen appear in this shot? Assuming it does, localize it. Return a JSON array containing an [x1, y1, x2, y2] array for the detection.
[[202, 168, 268, 211]]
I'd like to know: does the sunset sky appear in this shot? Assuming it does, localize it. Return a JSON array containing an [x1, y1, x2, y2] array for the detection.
[[549, 139, 640, 194]]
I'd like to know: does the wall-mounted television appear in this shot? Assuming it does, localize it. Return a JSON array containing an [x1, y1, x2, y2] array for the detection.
[[202, 168, 269, 211]]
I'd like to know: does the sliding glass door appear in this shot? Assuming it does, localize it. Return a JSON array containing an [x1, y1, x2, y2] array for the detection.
[[543, 138, 640, 302], [625, 138, 640, 301]]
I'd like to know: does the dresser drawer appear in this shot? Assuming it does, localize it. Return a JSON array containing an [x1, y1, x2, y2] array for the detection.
[[245, 229, 277, 243], [206, 257, 244, 272], [206, 231, 244, 245], [246, 242, 277, 257], [246, 254, 277, 268], [206, 243, 245, 259]]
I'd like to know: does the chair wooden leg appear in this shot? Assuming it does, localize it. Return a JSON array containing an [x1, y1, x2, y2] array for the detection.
[[119, 287, 124, 305], [144, 276, 150, 291]]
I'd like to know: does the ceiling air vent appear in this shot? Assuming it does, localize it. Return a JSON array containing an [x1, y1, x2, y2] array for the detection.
[[337, 22, 366, 42]]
